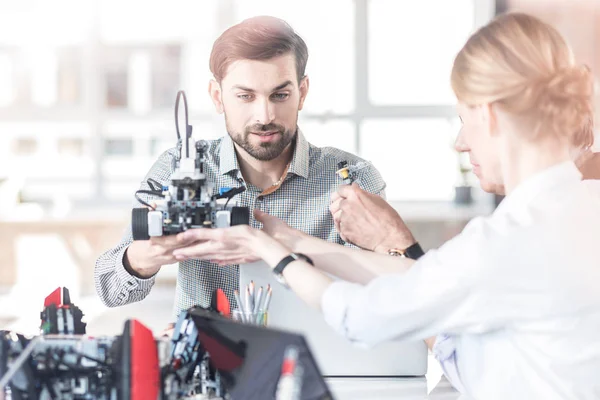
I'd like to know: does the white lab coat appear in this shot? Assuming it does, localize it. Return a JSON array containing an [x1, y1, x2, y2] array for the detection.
[[322, 162, 600, 400]]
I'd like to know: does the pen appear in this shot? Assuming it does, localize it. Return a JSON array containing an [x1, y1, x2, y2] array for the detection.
[[253, 286, 263, 314], [245, 286, 253, 319], [249, 281, 255, 312], [262, 286, 273, 313], [234, 290, 246, 322]]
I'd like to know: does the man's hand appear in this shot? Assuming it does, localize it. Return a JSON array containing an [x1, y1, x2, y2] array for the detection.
[[330, 183, 416, 253], [125, 234, 197, 278]]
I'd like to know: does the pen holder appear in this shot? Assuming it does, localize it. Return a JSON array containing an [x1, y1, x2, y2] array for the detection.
[[232, 309, 268, 326]]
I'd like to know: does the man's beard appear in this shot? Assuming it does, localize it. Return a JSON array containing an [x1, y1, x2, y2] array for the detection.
[[225, 114, 297, 161]]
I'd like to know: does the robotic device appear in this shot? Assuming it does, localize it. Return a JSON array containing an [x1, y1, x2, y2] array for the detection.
[[335, 161, 354, 185], [39, 287, 86, 335], [1, 288, 224, 400], [335, 160, 373, 185], [161, 309, 225, 399], [1, 288, 331, 399], [0, 320, 160, 400], [132, 90, 250, 241]]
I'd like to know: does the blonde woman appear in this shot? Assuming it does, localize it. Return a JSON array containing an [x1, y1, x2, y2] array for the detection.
[[174, 13, 600, 399]]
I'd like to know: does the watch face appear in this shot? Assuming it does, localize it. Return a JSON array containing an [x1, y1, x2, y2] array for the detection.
[[388, 250, 406, 257], [274, 272, 288, 287]]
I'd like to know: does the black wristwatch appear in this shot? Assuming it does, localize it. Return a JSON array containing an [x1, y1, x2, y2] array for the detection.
[[273, 253, 314, 286], [388, 242, 425, 260]]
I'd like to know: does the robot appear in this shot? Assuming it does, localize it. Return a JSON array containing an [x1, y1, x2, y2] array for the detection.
[[162, 311, 224, 400], [0, 319, 159, 400], [0, 289, 224, 400], [132, 90, 250, 241]]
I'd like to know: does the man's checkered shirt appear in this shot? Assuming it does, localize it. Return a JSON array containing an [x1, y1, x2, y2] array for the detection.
[[95, 130, 386, 318]]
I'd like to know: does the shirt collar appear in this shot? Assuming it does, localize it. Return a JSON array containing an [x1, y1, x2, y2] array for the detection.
[[495, 161, 582, 215], [218, 128, 310, 179], [287, 129, 310, 179], [219, 134, 239, 176]]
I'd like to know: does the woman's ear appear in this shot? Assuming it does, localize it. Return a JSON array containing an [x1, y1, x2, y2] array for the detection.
[[481, 103, 499, 137]]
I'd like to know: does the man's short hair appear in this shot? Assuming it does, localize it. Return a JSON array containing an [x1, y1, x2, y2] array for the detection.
[[209, 16, 309, 83]]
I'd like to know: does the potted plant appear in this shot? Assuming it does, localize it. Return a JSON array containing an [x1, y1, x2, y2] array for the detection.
[[454, 152, 473, 205]]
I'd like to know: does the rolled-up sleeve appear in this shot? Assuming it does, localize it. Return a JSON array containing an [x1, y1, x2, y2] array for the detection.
[[94, 148, 175, 307], [95, 237, 157, 307]]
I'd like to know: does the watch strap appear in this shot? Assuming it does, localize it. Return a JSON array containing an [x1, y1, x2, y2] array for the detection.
[[273, 253, 314, 277], [388, 242, 424, 260], [404, 242, 424, 260]]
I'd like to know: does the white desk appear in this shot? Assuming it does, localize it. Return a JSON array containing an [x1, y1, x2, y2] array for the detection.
[[191, 376, 462, 399], [326, 376, 463, 400]]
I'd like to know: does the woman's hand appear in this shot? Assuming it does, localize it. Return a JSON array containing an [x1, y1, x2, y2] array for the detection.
[[254, 209, 309, 246], [170, 210, 294, 266]]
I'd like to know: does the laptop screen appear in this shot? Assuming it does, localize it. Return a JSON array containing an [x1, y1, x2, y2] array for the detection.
[[189, 307, 334, 400]]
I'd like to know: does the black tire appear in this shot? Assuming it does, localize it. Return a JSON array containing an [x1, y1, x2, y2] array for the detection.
[[132, 208, 150, 240], [230, 206, 250, 226]]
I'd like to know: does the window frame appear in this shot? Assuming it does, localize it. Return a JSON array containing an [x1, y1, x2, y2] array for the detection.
[[0, 0, 496, 206]]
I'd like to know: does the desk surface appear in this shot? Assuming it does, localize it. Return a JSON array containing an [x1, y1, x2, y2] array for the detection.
[[190, 376, 462, 399], [326, 376, 462, 399]]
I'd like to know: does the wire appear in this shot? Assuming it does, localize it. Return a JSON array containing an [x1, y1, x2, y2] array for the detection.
[[147, 178, 163, 191], [216, 186, 246, 200], [217, 186, 246, 209], [135, 189, 165, 209]]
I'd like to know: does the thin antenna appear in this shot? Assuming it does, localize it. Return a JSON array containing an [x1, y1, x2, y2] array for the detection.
[[175, 91, 193, 159]]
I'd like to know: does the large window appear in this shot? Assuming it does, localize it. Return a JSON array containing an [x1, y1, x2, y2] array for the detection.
[[0, 0, 494, 208], [368, 0, 475, 106], [234, 0, 493, 201]]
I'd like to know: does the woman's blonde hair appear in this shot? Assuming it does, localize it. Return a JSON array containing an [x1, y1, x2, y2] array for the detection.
[[451, 12, 595, 148]]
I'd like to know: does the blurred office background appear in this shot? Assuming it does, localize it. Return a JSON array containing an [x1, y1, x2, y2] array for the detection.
[[0, 0, 598, 364]]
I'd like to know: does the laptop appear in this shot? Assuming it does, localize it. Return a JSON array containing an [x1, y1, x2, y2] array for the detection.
[[189, 307, 334, 400], [239, 262, 428, 377]]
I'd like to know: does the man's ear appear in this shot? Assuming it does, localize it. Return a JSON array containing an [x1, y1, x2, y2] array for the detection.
[[208, 79, 224, 114], [298, 76, 310, 111]]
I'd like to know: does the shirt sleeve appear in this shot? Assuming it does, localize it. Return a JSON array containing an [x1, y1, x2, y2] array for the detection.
[[94, 149, 175, 307], [432, 334, 467, 394], [321, 216, 493, 346], [355, 163, 386, 198]]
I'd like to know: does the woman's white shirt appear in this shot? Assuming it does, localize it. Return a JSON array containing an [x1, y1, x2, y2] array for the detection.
[[321, 161, 600, 399]]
